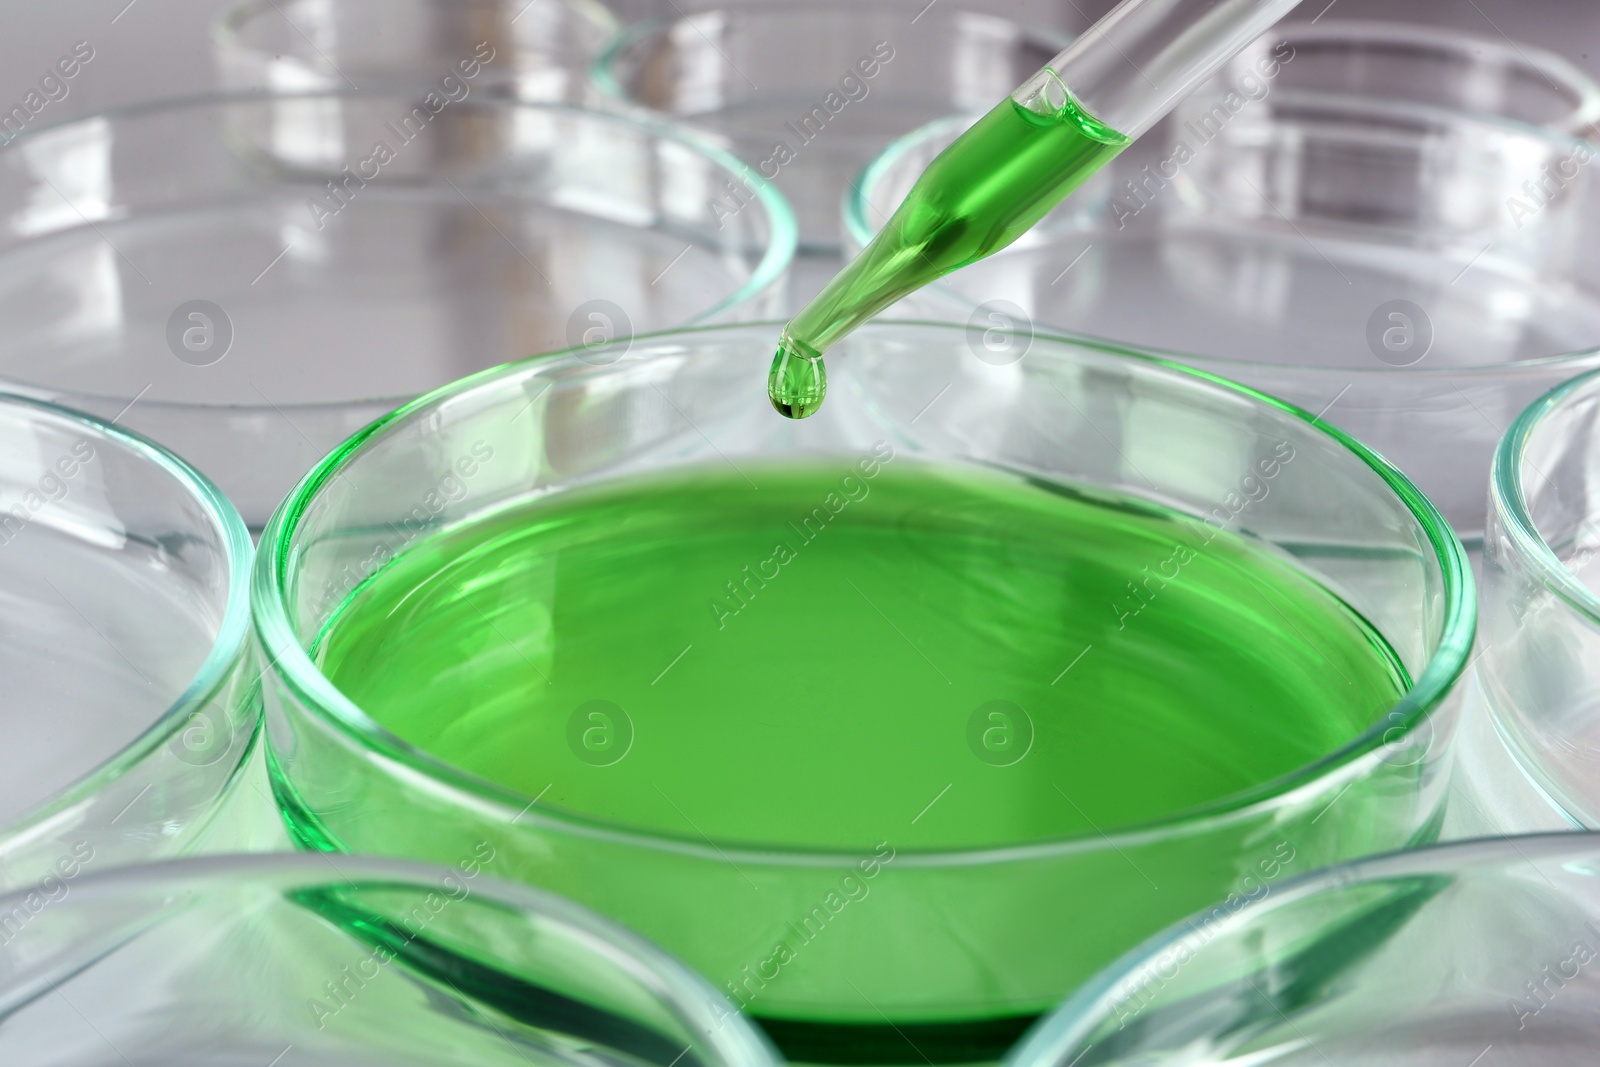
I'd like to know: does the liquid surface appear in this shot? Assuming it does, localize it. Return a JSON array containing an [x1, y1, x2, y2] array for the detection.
[[316, 461, 1405, 852], [768, 92, 1130, 417]]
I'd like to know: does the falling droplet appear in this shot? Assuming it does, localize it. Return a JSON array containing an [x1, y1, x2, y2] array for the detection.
[[768, 335, 827, 419]]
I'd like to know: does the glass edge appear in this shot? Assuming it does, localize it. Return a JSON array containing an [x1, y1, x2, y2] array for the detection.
[[1004, 830, 1600, 1066], [253, 319, 1476, 868], [0, 392, 255, 842], [0, 851, 782, 1066], [212, 0, 622, 56], [1490, 366, 1600, 629]]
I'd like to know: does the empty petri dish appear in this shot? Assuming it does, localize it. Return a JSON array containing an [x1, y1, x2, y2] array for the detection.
[[1008, 833, 1600, 1066], [1217, 19, 1600, 135], [593, 1, 1069, 268], [0, 394, 253, 893], [216, 0, 619, 105], [1481, 367, 1600, 827], [0, 853, 782, 1066], [254, 320, 1473, 1063], [847, 87, 1600, 544], [0, 93, 794, 527]]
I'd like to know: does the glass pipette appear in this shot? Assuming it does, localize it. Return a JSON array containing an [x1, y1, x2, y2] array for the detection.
[[768, 0, 1307, 418]]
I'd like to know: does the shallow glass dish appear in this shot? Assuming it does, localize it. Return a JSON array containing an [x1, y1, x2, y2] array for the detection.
[[1218, 19, 1600, 134], [1481, 367, 1600, 827], [0, 853, 781, 1067], [216, 0, 619, 105], [0, 93, 793, 526], [593, 1, 1069, 265], [255, 321, 1473, 1063], [847, 90, 1600, 542], [0, 394, 254, 893], [1009, 832, 1600, 1067]]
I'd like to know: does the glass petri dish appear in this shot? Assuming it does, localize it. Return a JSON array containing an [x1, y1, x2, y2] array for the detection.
[[216, 0, 619, 106], [846, 90, 1600, 544], [1481, 367, 1600, 828], [1008, 832, 1600, 1066], [1217, 19, 1600, 135], [0, 393, 254, 893], [0, 93, 794, 528], [593, 1, 1070, 265], [254, 320, 1474, 1064], [0, 853, 781, 1066]]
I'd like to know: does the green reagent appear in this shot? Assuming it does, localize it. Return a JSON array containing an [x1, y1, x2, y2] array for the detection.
[[316, 460, 1405, 854], [769, 86, 1131, 418]]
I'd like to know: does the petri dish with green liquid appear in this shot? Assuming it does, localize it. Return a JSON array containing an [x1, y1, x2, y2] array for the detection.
[[254, 321, 1474, 1065]]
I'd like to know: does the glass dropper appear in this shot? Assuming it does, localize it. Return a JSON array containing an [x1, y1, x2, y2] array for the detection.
[[768, 0, 1307, 418]]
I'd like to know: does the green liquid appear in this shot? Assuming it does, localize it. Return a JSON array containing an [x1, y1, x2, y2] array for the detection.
[[768, 89, 1131, 419], [317, 460, 1402, 850]]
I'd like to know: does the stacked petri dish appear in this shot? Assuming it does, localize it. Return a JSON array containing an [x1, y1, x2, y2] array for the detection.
[[845, 21, 1600, 545], [0, 92, 793, 527], [0, 394, 254, 891], [252, 321, 1473, 1062]]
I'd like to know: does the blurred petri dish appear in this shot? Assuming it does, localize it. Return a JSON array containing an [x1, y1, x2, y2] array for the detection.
[[593, 1, 1069, 262], [254, 321, 1473, 1063], [0, 853, 782, 1067], [847, 89, 1600, 544], [0, 394, 254, 893], [1218, 19, 1600, 135], [1008, 832, 1600, 1066], [0, 93, 794, 527], [1481, 367, 1600, 828], [216, 0, 619, 105]]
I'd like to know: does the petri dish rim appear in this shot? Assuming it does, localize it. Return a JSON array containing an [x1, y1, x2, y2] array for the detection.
[[1490, 366, 1600, 631], [844, 102, 1600, 381], [1003, 830, 1600, 1066], [0, 850, 784, 1067], [213, 0, 623, 68], [253, 318, 1475, 868], [589, 0, 1076, 115], [1260, 18, 1600, 136], [0, 88, 798, 417], [0, 392, 255, 834]]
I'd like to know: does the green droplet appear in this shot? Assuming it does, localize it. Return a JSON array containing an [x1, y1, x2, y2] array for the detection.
[[767, 336, 827, 419]]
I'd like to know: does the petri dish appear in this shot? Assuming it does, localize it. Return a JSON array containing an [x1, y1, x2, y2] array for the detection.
[[0, 93, 794, 528], [1481, 367, 1600, 828], [0, 853, 782, 1067], [1008, 832, 1600, 1066], [1218, 19, 1600, 135], [216, 0, 619, 106], [254, 320, 1474, 1064], [0, 393, 254, 893], [846, 88, 1600, 544], [593, 1, 1069, 266]]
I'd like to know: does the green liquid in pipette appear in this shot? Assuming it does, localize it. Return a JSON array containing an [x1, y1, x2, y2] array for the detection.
[[769, 87, 1131, 418], [308, 460, 1408, 1052]]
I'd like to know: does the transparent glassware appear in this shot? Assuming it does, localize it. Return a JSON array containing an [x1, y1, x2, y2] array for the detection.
[[847, 86, 1600, 544], [0, 394, 254, 893], [593, 1, 1070, 266], [1009, 832, 1600, 1067], [0, 853, 782, 1067], [1480, 368, 1600, 828], [1218, 19, 1600, 134], [216, 0, 619, 106], [0, 93, 793, 527], [254, 320, 1473, 1063]]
